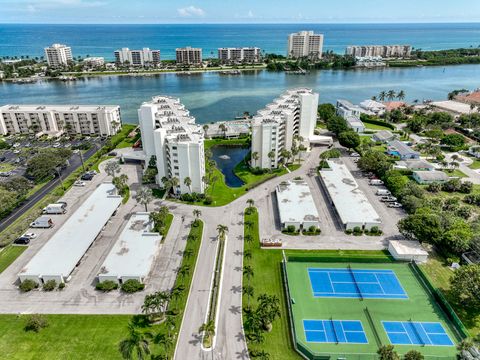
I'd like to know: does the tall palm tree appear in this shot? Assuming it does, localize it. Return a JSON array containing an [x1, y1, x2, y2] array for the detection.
[[105, 160, 120, 178], [246, 199, 255, 208], [171, 177, 180, 195], [193, 209, 201, 219], [378, 91, 387, 101], [243, 284, 254, 307], [198, 320, 215, 343], [219, 123, 227, 138], [135, 186, 153, 212], [184, 176, 192, 193], [251, 151, 259, 167], [244, 234, 253, 243], [243, 265, 254, 307], [216, 224, 228, 241], [118, 324, 152, 360], [297, 144, 306, 163], [153, 333, 174, 360], [386, 90, 396, 101], [397, 90, 406, 101], [267, 150, 276, 169], [202, 124, 209, 138]]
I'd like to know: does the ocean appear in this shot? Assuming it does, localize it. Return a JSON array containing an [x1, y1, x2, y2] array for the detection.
[[1, 23, 480, 60]]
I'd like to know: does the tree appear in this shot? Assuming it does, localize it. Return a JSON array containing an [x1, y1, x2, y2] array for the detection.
[[441, 219, 473, 254], [113, 174, 129, 196], [25, 148, 72, 182], [202, 124, 209, 138], [317, 103, 336, 122], [24, 314, 49, 332], [357, 150, 392, 177], [267, 150, 276, 168], [198, 320, 215, 343], [326, 115, 349, 135], [105, 161, 121, 178], [141, 291, 170, 322], [280, 149, 291, 164], [338, 131, 361, 150], [170, 177, 180, 194], [184, 176, 192, 193], [217, 224, 228, 241], [247, 198, 255, 208], [219, 123, 227, 138], [135, 186, 153, 212], [0, 188, 19, 218], [256, 294, 281, 330], [396, 90, 406, 101], [441, 133, 466, 151], [377, 345, 399, 360], [193, 209, 201, 220], [404, 350, 424, 360], [379, 91, 387, 101], [386, 90, 397, 101], [118, 324, 152, 360], [243, 265, 255, 307], [153, 333, 174, 359], [450, 265, 480, 309], [398, 208, 443, 245], [251, 152, 259, 167]]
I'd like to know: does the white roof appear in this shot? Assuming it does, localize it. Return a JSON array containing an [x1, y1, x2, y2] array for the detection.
[[413, 170, 449, 181], [0, 104, 119, 113], [346, 115, 364, 128], [276, 180, 319, 224], [19, 183, 122, 280], [431, 100, 473, 115], [360, 99, 386, 110], [321, 160, 381, 225], [98, 213, 162, 280], [389, 240, 428, 256]]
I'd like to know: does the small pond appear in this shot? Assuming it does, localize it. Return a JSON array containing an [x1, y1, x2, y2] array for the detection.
[[210, 145, 249, 188]]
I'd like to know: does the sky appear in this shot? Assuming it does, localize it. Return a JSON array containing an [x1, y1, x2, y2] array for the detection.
[[0, 0, 480, 24]]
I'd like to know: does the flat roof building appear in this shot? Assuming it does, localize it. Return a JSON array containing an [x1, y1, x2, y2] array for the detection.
[[218, 47, 261, 63], [176, 47, 202, 65], [388, 240, 428, 263], [98, 213, 162, 284], [0, 104, 122, 137], [44, 43, 73, 67], [114, 48, 160, 66], [412, 170, 449, 184], [18, 183, 122, 284], [320, 160, 381, 230], [431, 100, 475, 116], [346, 45, 411, 58], [287, 31, 323, 60], [275, 180, 319, 231]]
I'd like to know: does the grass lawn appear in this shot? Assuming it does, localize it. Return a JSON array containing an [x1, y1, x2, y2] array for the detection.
[[0, 314, 133, 360], [116, 132, 140, 149], [469, 159, 480, 170], [160, 213, 174, 242], [0, 163, 15, 172], [0, 245, 26, 274], [365, 122, 393, 131], [444, 169, 468, 178]]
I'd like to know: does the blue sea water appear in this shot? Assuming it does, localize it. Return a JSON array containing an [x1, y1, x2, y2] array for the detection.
[[1, 23, 480, 60]]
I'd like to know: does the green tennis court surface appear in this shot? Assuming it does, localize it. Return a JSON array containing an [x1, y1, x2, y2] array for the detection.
[[285, 260, 462, 359]]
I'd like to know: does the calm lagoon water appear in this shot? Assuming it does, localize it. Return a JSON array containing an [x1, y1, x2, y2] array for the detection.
[[210, 145, 249, 188], [1, 65, 480, 123]]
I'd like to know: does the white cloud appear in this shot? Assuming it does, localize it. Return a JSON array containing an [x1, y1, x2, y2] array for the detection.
[[177, 5, 205, 17], [247, 10, 254, 18]]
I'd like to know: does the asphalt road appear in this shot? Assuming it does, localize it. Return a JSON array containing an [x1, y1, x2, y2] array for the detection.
[[0, 141, 102, 232]]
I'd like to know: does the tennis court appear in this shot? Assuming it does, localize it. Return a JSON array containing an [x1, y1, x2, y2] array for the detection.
[[383, 321, 454, 346], [303, 319, 368, 344], [308, 268, 408, 299]]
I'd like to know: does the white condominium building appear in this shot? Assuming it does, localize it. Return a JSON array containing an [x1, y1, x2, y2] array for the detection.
[[218, 47, 261, 63], [0, 105, 121, 137], [176, 47, 203, 65], [287, 31, 324, 60], [44, 43, 73, 67], [346, 45, 411, 58], [114, 48, 161, 66], [138, 96, 205, 194], [251, 88, 319, 169], [82, 57, 105, 67]]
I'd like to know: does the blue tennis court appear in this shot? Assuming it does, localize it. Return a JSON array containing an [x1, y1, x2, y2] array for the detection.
[[383, 321, 454, 346], [303, 319, 368, 344], [308, 268, 408, 299]]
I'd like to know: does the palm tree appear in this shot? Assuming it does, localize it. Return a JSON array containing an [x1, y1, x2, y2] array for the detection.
[[203, 124, 209, 138], [244, 234, 253, 243], [198, 320, 215, 344], [244, 220, 254, 229], [118, 324, 152, 360], [219, 123, 227, 138], [243, 265, 254, 307], [183, 248, 193, 259], [379, 91, 387, 101], [297, 144, 306, 163], [267, 150, 276, 169], [251, 151, 259, 167], [193, 209, 201, 219], [178, 264, 190, 278], [153, 333, 174, 360], [135, 186, 153, 212], [184, 176, 192, 193], [216, 224, 228, 241], [397, 90, 406, 101], [244, 249, 252, 261], [105, 160, 120, 178], [386, 90, 396, 101], [246, 199, 254, 208], [171, 177, 180, 195], [243, 284, 254, 307]]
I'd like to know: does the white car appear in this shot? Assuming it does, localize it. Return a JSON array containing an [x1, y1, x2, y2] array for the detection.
[[387, 202, 402, 208], [13, 150, 20, 154], [21, 232, 37, 239], [350, 152, 360, 157], [73, 180, 86, 187]]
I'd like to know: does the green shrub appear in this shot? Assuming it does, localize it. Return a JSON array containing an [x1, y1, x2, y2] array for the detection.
[[345, 229, 353, 235], [353, 226, 363, 236], [286, 225, 296, 233], [308, 225, 317, 233], [19, 279, 38, 292], [203, 196, 213, 205], [24, 314, 48, 332], [43, 280, 57, 291], [95, 280, 119, 292], [121, 279, 145, 293], [58, 282, 65, 290]]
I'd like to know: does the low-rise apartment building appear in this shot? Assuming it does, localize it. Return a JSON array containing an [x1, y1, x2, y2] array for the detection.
[[251, 88, 319, 169], [218, 47, 261, 63], [138, 96, 205, 194], [114, 48, 160, 66], [0, 104, 122, 137], [176, 47, 203, 65], [44, 43, 73, 67]]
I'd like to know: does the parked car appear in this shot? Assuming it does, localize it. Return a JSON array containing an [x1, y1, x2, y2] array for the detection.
[[14, 236, 30, 245], [74, 180, 86, 187], [21, 232, 37, 239], [369, 179, 384, 186], [380, 196, 398, 202], [350, 152, 360, 157], [376, 189, 392, 196], [81, 173, 94, 181], [387, 202, 403, 208]]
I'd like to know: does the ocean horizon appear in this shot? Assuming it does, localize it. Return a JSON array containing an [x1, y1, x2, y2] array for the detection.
[[1, 23, 480, 60]]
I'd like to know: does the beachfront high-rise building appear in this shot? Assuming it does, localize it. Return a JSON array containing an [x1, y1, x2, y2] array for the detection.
[[346, 45, 412, 58], [251, 88, 319, 169], [114, 48, 160, 66], [217, 47, 261, 63], [44, 44, 73, 67], [0, 105, 121, 137], [176, 47, 203, 65], [287, 31, 324, 60], [138, 96, 205, 194]]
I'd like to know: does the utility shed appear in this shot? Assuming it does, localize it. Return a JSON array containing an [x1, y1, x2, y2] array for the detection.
[[276, 180, 320, 231], [320, 160, 381, 230], [98, 213, 162, 284], [18, 183, 122, 284], [388, 240, 428, 263]]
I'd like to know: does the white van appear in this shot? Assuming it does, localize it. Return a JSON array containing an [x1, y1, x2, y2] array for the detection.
[[369, 179, 384, 186], [30, 216, 54, 228], [376, 189, 391, 196], [42, 203, 66, 215]]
